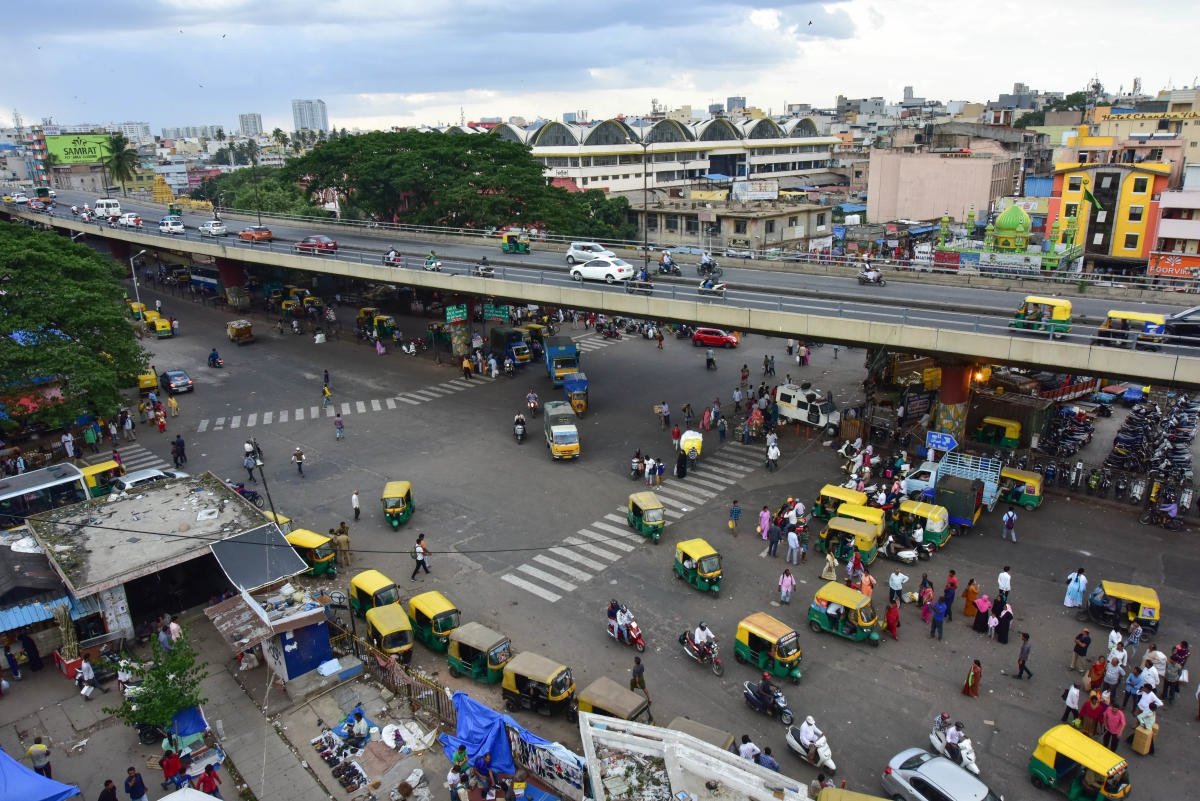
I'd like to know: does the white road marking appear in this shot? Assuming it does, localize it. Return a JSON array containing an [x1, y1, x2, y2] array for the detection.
[[262, 411, 273, 425], [532, 555, 592, 581], [679, 475, 730, 492], [341, 402, 351, 414], [280, 410, 290, 423], [246, 413, 257, 427], [563, 536, 620, 561], [590, 521, 644, 542], [395, 395, 422, 405], [500, 574, 561, 602], [371, 400, 382, 412], [214, 417, 225, 429], [230, 415, 241, 429], [514, 564, 578, 591], [547, 547, 607, 571], [356, 401, 367, 413], [197, 420, 209, 433], [578, 528, 635, 552], [385, 399, 396, 410]]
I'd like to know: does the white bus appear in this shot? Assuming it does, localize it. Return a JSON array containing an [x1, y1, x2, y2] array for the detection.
[[0, 463, 88, 529]]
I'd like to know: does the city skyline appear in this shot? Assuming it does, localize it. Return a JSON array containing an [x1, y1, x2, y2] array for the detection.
[[2, 0, 1196, 134]]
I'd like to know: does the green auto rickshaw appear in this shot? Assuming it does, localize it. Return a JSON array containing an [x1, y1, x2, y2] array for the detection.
[[733, 612, 803, 685], [627, 491, 665, 542], [407, 591, 460, 652], [447, 622, 512, 684], [999, 466, 1044, 510], [1028, 724, 1131, 799], [812, 484, 868, 521], [382, 481, 414, 528], [673, 538, 722, 597], [286, 529, 337, 577], [892, 500, 952, 549], [349, 569, 400, 618], [807, 581, 880, 646], [501, 651, 576, 719], [973, 416, 1021, 449]]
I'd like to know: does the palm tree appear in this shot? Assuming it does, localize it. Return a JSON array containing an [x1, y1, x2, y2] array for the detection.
[[104, 133, 139, 196], [215, 127, 228, 167], [244, 139, 260, 166], [272, 128, 288, 152]]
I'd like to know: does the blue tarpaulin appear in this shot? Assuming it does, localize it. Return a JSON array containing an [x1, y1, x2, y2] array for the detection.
[[0, 746, 79, 801]]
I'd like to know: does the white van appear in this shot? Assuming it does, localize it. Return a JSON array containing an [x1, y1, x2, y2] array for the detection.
[[94, 198, 122, 217]]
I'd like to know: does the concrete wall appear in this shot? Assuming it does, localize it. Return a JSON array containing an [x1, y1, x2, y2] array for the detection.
[[868, 150, 1010, 222]]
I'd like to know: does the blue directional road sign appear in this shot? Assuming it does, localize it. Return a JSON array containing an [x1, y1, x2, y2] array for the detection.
[[926, 431, 959, 453]]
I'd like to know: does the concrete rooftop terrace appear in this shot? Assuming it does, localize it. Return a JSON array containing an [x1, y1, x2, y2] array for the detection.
[[28, 472, 266, 596]]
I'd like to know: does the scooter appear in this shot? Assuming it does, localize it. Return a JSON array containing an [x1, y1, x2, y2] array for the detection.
[[929, 720, 980, 776], [606, 616, 646, 653], [629, 457, 641, 480], [423, 258, 443, 272], [657, 262, 681, 276], [207, 356, 224, 368], [600, 326, 621, 340], [227, 480, 265, 508], [513, 421, 525, 443], [527, 399, 539, 418], [880, 534, 919, 564], [742, 681, 793, 725], [785, 724, 837, 773], [1069, 460, 1084, 490], [678, 632, 724, 676], [857, 270, 886, 286], [503, 359, 515, 378]]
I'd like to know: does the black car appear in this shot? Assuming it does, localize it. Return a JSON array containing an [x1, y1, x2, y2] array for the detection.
[[159, 369, 194, 394], [1164, 305, 1200, 345]]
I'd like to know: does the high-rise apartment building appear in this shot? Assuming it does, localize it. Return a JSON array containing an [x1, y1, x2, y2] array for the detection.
[[114, 121, 152, 144], [291, 99, 329, 133], [239, 113, 263, 138], [161, 125, 221, 139]]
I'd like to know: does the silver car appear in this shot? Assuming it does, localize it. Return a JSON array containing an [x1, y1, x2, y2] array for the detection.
[[198, 220, 227, 237], [113, 468, 190, 494], [881, 748, 1003, 801]]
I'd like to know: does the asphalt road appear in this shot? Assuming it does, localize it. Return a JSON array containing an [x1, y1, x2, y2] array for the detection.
[[37, 188, 1200, 353], [131, 282, 1197, 800]]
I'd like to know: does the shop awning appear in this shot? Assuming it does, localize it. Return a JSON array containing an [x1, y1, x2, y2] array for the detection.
[[209, 524, 307, 592], [0, 594, 103, 634]]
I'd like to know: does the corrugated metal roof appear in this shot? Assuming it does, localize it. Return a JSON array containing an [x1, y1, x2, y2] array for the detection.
[[0, 593, 103, 633]]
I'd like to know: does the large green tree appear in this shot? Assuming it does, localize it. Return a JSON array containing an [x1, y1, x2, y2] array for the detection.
[[105, 632, 209, 730], [190, 167, 318, 216], [0, 222, 147, 430], [105, 133, 140, 197]]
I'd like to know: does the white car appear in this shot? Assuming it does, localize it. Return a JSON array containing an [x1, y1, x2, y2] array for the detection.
[[113, 468, 190, 494], [159, 218, 185, 235], [11, 193, 29, 204], [117, 213, 143, 228], [566, 242, 615, 265], [570, 256, 634, 284], [198, 220, 227, 237]]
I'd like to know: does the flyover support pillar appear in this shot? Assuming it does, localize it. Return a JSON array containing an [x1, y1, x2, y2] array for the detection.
[[933, 364, 972, 442]]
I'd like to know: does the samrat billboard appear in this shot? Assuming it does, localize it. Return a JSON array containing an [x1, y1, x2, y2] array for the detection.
[[45, 134, 111, 165]]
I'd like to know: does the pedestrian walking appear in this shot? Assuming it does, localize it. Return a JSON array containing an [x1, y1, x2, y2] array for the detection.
[[411, 533, 430, 580], [25, 736, 52, 778], [930, 597, 947, 641], [656, 329, 664, 350], [767, 355, 775, 376], [99, 779, 119, 801], [1071, 628, 1092, 673], [1061, 682, 1082, 722], [629, 656, 649, 701], [1101, 704, 1126, 752], [155, 299, 162, 315], [659, 401, 670, 429], [334, 528, 352, 567], [83, 424, 99, 454], [996, 566, 1012, 604], [644, 456, 656, 486], [785, 527, 800, 564], [61, 431, 76, 460], [155, 408, 167, 433], [732, 386, 743, 412], [1103, 657, 1127, 700], [243, 454, 257, 483], [291, 447, 305, 476], [656, 459, 665, 486], [1064, 567, 1087, 608], [962, 659, 982, 697], [861, 568, 876, 599], [196, 764, 223, 798], [334, 413, 345, 440], [4, 644, 22, 680], [1016, 632, 1034, 679], [671, 424, 681, 451], [124, 767, 149, 801], [324, 369, 330, 387], [461, 356, 473, 380], [322, 384, 333, 407], [943, 570, 958, 622], [352, 490, 361, 521], [758, 506, 771, 541], [779, 568, 796, 604], [886, 598, 901, 640], [165, 394, 180, 419], [767, 521, 782, 557], [888, 568, 909, 604], [1121, 667, 1145, 710], [728, 500, 741, 534], [173, 434, 187, 465], [717, 416, 727, 442], [799, 525, 810, 563], [1001, 506, 1017, 542]]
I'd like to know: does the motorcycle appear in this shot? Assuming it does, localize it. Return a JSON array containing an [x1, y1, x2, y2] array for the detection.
[[630, 457, 642, 481], [227, 480, 265, 508], [857, 270, 886, 286], [742, 681, 793, 725], [513, 421, 526, 444], [675, 324, 693, 339], [678, 631, 724, 676], [600, 326, 621, 340], [785, 724, 837, 773], [880, 534, 919, 565], [1086, 469, 1100, 495], [503, 359, 515, 378], [657, 262, 681, 276], [1139, 501, 1183, 530], [207, 356, 224, 368], [527, 399, 539, 418], [381, 251, 403, 267], [1069, 460, 1084, 490], [697, 260, 723, 278], [929, 720, 980, 776], [607, 616, 646, 653], [423, 258, 443, 272]]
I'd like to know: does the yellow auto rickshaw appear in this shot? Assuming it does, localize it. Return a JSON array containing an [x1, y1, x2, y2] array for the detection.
[[1010, 295, 1072, 338], [518, 322, 547, 348], [227, 319, 255, 345], [81, 460, 125, 497], [733, 612, 803, 684], [128, 302, 146, 320], [261, 509, 293, 535], [807, 581, 881, 646], [1028, 724, 1131, 799], [892, 499, 951, 548], [366, 603, 414, 664], [151, 317, 173, 338], [286, 285, 310, 301], [1095, 310, 1166, 351], [835, 503, 885, 539], [1000, 466, 1043, 510], [667, 717, 735, 751], [564, 372, 589, 415], [381, 481, 414, 529], [356, 307, 379, 329], [286, 529, 337, 577], [973, 416, 1021, 449], [407, 591, 460, 652], [280, 298, 302, 317], [627, 491, 665, 542], [372, 314, 396, 339], [303, 295, 324, 311], [447, 622, 512, 684], [817, 791, 892, 801], [812, 484, 868, 521], [349, 569, 400, 618], [1083, 581, 1160, 634], [136, 372, 158, 395], [501, 651, 576, 719], [500, 231, 530, 254], [576, 676, 653, 724], [819, 517, 880, 565], [673, 538, 722, 597]]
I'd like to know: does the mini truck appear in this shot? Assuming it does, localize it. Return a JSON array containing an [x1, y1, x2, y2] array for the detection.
[[543, 400, 580, 459], [544, 336, 580, 386], [775, 382, 841, 435], [903, 451, 1001, 533], [491, 327, 532, 366]]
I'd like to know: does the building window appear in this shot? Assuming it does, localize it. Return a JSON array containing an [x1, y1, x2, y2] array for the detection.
[[1128, 206, 1144, 223], [1065, 203, 1079, 218], [765, 220, 776, 234], [1092, 232, 1105, 246], [788, 216, 798, 226], [666, 214, 679, 232], [647, 215, 657, 232], [1100, 175, 1113, 189], [1068, 176, 1082, 191], [1132, 177, 1148, 193], [734, 220, 748, 234], [1124, 233, 1139, 250], [685, 217, 700, 234], [816, 212, 827, 227]]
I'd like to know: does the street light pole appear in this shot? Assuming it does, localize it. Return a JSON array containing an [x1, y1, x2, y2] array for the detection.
[[641, 140, 650, 274], [128, 249, 146, 310], [250, 437, 280, 528]]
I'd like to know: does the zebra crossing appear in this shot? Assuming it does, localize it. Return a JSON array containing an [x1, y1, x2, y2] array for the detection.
[[81, 442, 171, 472], [498, 441, 763, 603], [192, 332, 626, 434]]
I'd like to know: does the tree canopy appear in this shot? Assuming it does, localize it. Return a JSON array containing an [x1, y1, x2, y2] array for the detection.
[[190, 166, 321, 217], [0, 222, 147, 431], [105, 631, 209, 729]]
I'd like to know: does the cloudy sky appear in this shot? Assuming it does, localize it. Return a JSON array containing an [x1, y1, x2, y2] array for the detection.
[[3, 0, 1196, 134]]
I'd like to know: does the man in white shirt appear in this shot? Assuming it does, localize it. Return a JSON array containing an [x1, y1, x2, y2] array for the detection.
[[1145, 644, 1168, 690], [1108, 641, 1128, 670], [1137, 684, 1163, 713], [1139, 659, 1160, 693], [785, 528, 800, 565], [693, 622, 716, 660], [945, 722, 963, 764], [797, 716, 823, 762], [738, 735, 761, 762], [888, 569, 909, 604], [616, 606, 634, 644], [997, 566, 1012, 604]]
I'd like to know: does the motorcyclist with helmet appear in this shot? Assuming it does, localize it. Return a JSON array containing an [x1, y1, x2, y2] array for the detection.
[[797, 715, 824, 763], [756, 671, 778, 710], [615, 605, 634, 644], [692, 622, 716, 660], [526, 389, 539, 416]]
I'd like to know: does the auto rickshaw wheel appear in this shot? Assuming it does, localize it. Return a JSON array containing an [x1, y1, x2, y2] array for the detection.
[[1031, 776, 1047, 790], [869, 637, 880, 648], [809, 620, 824, 634], [448, 665, 461, 678], [734, 651, 745, 664], [790, 674, 801, 685], [504, 698, 517, 712], [710, 589, 720, 599]]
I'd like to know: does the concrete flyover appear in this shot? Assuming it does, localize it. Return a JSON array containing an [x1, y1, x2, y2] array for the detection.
[[21, 213, 1200, 389]]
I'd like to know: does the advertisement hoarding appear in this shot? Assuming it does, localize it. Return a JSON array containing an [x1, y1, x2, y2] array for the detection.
[[45, 134, 111, 165]]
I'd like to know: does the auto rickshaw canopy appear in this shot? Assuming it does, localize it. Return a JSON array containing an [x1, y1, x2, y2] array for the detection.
[[502, 651, 574, 700], [286, 528, 334, 551], [1019, 295, 1073, 320], [815, 484, 868, 515], [667, 717, 734, 750], [823, 517, 880, 552], [833, 504, 886, 537], [816, 790, 893, 801], [81, 460, 125, 495], [351, 569, 400, 607], [978, 416, 1021, 442], [897, 500, 949, 534], [382, 481, 412, 509], [1031, 725, 1129, 784], [813, 581, 878, 627], [450, 622, 512, 663], [736, 612, 802, 659], [1098, 581, 1160, 622], [1103, 310, 1166, 332], [676, 538, 721, 577], [577, 676, 652, 722], [564, 372, 589, 395], [1000, 467, 1043, 496], [408, 591, 460, 634], [366, 604, 414, 652], [629, 491, 665, 519]]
